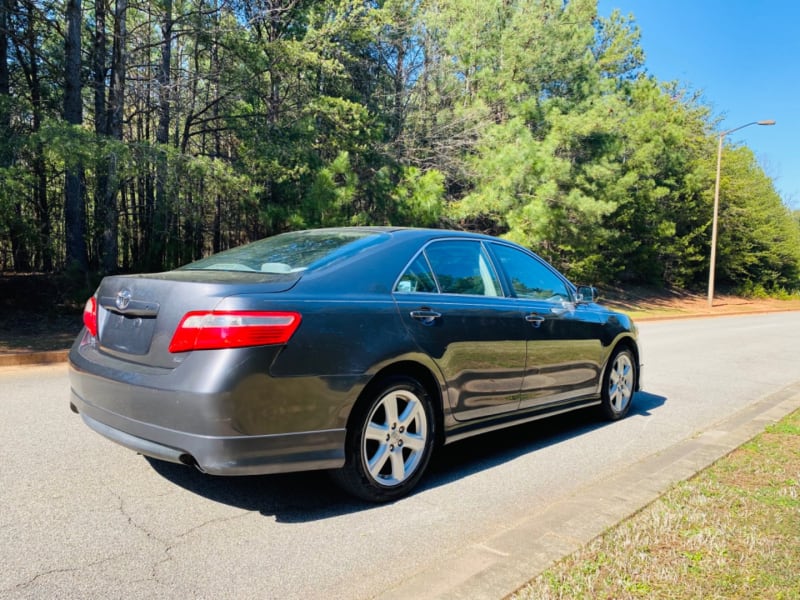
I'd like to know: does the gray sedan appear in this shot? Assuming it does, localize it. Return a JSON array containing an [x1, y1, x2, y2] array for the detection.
[[69, 227, 640, 501]]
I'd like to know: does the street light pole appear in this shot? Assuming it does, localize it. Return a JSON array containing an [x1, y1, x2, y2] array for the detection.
[[707, 119, 776, 308]]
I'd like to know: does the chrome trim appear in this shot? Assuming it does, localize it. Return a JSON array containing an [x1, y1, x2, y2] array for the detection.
[[99, 295, 160, 317]]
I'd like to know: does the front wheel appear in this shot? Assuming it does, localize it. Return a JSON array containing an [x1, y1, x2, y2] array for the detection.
[[332, 375, 435, 502], [599, 347, 636, 421]]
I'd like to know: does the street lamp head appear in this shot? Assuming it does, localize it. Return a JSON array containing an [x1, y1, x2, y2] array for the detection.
[[721, 119, 777, 138]]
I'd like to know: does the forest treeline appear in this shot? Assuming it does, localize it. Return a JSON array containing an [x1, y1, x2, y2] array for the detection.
[[1, 0, 799, 293]]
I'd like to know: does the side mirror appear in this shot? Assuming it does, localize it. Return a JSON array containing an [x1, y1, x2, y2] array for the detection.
[[576, 285, 598, 303]]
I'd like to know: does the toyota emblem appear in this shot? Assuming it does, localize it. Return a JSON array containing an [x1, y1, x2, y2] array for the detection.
[[115, 288, 133, 311]]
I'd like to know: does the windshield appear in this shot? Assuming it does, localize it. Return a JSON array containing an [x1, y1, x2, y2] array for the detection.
[[179, 229, 385, 273]]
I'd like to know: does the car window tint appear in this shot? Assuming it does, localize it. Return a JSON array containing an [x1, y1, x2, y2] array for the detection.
[[491, 243, 569, 301], [424, 241, 501, 297], [179, 230, 383, 273], [396, 254, 438, 293]]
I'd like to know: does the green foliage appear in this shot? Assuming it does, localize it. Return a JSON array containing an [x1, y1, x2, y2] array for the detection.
[[593, 10, 645, 80], [714, 146, 800, 293], [598, 80, 716, 287], [0, 0, 797, 297], [303, 151, 358, 227], [391, 167, 446, 227]]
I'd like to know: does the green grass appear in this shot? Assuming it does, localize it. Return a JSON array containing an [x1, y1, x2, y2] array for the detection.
[[512, 409, 800, 600]]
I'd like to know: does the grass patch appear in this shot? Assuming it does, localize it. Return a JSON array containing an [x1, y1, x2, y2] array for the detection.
[[512, 409, 800, 600]]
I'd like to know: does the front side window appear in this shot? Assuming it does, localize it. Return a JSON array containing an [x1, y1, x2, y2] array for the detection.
[[424, 240, 501, 296], [491, 243, 570, 302]]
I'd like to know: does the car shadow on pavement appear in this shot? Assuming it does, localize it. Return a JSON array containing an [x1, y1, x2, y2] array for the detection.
[[146, 458, 370, 520], [146, 390, 666, 522], [422, 391, 666, 489]]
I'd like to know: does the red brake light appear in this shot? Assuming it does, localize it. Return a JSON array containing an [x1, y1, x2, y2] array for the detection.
[[169, 311, 302, 353], [83, 297, 98, 337]]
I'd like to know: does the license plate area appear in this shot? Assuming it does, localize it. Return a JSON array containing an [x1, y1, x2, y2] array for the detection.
[[100, 312, 157, 355]]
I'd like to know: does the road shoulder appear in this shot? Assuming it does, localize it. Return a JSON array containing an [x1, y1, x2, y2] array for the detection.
[[378, 381, 800, 600]]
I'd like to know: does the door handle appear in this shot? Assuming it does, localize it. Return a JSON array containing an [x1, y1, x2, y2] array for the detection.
[[410, 309, 442, 326], [525, 313, 545, 328]]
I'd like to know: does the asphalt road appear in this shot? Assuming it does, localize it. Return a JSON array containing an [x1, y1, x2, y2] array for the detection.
[[2, 312, 800, 600]]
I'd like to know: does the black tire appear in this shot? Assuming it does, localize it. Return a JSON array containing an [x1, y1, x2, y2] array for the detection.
[[599, 347, 636, 421], [332, 375, 435, 502]]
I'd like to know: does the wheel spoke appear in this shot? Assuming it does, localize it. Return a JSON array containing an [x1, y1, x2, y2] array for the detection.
[[367, 443, 391, 478], [397, 396, 422, 428], [402, 432, 426, 452], [365, 421, 388, 442], [383, 393, 400, 425], [388, 449, 406, 482]]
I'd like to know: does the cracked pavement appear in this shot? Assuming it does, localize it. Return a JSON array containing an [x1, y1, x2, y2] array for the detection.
[[2, 312, 800, 599]]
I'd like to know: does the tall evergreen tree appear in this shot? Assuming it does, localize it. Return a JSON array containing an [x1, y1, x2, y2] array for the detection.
[[64, 0, 88, 273]]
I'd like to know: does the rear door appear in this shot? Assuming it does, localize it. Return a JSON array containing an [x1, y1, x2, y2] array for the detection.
[[394, 239, 528, 421]]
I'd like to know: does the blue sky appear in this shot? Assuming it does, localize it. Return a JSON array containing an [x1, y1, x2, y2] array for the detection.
[[597, 0, 800, 208]]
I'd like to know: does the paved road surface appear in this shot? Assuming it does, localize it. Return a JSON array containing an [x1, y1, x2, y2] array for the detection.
[[2, 312, 799, 599]]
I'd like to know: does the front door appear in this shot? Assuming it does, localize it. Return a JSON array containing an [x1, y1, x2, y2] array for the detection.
[[488, 242, 604, 409]]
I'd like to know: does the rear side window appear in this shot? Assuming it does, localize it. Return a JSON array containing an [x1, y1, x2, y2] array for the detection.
[[396, 254, 438, 293], [396, 240, 501, 297]]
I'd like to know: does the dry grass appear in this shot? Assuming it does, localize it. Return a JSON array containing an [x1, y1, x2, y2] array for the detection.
[[601, 286, 800, 320], [512, 410, 800, 600]]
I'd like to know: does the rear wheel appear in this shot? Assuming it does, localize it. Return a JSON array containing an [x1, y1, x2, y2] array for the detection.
[[600, 347, 636, 420], [333, 375, 435, 502]]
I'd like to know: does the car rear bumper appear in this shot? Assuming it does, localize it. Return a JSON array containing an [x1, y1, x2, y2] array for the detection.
[[68, 340, 354, 475], [70, 388, 346, 475]]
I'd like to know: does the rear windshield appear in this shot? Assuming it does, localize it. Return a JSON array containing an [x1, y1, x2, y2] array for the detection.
[[179, 229, 385, 274]]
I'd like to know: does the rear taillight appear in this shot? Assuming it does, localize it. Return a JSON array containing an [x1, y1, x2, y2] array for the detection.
[[168, 311, 302, 353], [83, 297, 98, 337]]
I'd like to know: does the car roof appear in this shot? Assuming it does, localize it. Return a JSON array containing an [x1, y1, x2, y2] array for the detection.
[[304, 226, 501, 244]]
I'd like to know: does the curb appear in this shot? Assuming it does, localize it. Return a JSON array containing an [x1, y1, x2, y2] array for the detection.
[[0, 349, 70, 367], [379, 382, 800, 599], [633, 307, 800, 322]]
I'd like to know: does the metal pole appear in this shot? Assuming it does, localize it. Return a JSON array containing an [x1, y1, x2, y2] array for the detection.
[[706, 120, 775, 309], [708, 134, 723, 308]]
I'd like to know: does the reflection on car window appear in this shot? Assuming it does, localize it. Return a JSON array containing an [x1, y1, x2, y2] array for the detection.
[[395, 254, 438, 293], [423, 240, 501, 297], [179, 230, 384, 273], [491, 243, 569, 301]]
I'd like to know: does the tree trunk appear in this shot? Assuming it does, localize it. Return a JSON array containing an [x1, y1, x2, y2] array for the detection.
[[0, 0, 10, 167], [96, 0, 126, 273], [1, 0, 23, 270], [3, 0, 31, 271], [149, 0, 172, 270], [22, 1, 52, 271], [64, 0, 88, 273], [92, 0, 108, 271]]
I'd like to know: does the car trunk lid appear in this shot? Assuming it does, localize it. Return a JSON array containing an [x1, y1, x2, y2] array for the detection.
[[92, 271, 299, 368]]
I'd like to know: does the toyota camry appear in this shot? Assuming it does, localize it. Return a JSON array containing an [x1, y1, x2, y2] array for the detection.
[[69, 227, 641, 501]]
